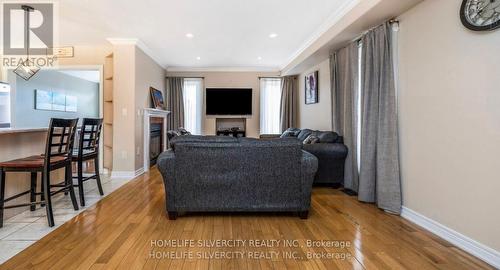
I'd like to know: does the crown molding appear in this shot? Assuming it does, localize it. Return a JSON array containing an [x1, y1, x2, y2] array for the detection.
[[106, 38, 166, 69], [279, 0, 361, 70], [167, 66, 281, 73]]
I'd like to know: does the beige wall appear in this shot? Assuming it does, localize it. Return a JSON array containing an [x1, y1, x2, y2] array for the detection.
[[112, 45, 137, 172], [134, 48, 166, 170], [398, 0, 500, 252], [58, 45, 112, 66], [297, 59, 332, 131], [166, 71, 279, 138]]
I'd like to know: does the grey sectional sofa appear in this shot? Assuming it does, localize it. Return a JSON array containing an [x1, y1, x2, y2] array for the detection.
[[157, 136, 318, 219], [265, 129, 349, 186]]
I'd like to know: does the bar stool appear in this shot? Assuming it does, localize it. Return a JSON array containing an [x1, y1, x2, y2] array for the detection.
[[72, 118, 104, 207], [0, 118, 80, 228]]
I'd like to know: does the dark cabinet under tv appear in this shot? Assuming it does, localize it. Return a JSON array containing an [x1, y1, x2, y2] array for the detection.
[[215, 118, 246, 138], [216, 130, 246, 138]]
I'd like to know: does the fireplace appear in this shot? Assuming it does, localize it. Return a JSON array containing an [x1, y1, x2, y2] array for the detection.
[[150, 122, 163, 166], [143, 108, 170, 172]]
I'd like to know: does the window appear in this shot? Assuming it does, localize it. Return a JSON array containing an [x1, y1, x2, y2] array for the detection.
[[183, 78, 203, 135], [260, 78, 282, 134], [357, 42, 362, 171]]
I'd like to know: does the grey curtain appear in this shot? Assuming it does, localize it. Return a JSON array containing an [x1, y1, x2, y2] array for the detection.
[[166, 77, 185, 131], [358, 22, 402, 214], [280, 76, 297, 132], [330, 42, 359, 192]]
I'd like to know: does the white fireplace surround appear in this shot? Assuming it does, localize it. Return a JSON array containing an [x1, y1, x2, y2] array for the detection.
[[143, 108, 170, 172]]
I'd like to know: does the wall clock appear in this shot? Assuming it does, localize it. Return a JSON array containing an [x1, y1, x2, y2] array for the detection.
[[460, 0, 500, 31]]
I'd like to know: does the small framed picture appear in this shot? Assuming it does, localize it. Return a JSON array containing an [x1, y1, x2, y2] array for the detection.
[[150, 87, 165, 110], [305, 71, 319, 104]]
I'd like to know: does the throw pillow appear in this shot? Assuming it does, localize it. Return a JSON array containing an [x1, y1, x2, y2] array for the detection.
[[280, 128, 301, 138], [167, 129, 181, 141], [178, 127, 191, 135], [303, 134, 320, 144], [297, 129, 313, 142]]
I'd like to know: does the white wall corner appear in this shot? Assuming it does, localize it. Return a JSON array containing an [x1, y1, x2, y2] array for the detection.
[[401, 207, 500, 269], [106, 38, 166, 69]]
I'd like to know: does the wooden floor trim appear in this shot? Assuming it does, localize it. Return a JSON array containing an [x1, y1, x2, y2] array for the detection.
[[401, 207, 500, 269]]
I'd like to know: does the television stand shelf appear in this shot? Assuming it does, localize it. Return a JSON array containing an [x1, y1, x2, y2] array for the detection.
[[216, 130, 246, 138], [215, 118, 246, 138]]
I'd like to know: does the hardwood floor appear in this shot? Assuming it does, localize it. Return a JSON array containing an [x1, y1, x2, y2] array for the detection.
[[1, 168, 493, 270]]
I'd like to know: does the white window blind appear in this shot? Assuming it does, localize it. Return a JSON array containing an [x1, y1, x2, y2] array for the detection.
[[183, 78, 203, 135], [260, 78, 282, 134]]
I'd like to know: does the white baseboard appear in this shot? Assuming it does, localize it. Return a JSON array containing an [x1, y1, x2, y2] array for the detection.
[[110, 167, 144, 179], [401, 207, 500, 269]]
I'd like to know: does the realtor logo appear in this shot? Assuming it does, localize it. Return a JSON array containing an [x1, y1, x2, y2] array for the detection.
[[3, 3, 54, 55]]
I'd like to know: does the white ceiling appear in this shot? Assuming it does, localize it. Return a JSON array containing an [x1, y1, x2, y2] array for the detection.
[[58, 0, 358, 70]]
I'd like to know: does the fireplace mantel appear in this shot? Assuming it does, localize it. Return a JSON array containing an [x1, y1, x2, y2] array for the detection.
[[143, 108, 170, 172]]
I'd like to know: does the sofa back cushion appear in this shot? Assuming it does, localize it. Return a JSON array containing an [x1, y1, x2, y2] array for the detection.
[[296, 129, 340, 144], [314, 131, 339, 143], [169, 135, 238, 149], [172, 138, 303, 209]]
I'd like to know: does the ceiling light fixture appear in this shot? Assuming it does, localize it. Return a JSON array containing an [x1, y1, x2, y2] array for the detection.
[[185, 33, 194, 38], [14, 5, 40, 81], [196, 56, 201, 60], [269, 33, 278, 38], [257, 56, 262, 60]]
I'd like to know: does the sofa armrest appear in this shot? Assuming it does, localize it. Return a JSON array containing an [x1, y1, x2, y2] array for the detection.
[[300, 150, 318, 210], [303, 143, 348, 160], [157, 150, 176, 212]]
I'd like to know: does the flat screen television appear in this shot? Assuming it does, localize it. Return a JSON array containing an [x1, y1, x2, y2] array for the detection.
[[206, 88, 252, 115]]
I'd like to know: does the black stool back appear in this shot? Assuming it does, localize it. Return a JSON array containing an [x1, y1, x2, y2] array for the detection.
[[72, 118, 104, 206], [77, 118, 103, 158]]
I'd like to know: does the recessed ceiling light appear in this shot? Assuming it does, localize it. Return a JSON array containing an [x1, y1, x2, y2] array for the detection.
[[196, 56, 201, 60], [257, 56, 262, 60], [186, 33, 194, 38], [269, 33, 278, 38]]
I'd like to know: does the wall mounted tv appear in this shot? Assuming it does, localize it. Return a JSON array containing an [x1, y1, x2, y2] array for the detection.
[[206, 88, 252, 115]]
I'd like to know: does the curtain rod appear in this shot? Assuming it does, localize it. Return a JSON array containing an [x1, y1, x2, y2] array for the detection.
[[329, 18, 399, 56], [351, 18, 399, 43], [258, 76, 281, 79], [259, 76, 297, 79]]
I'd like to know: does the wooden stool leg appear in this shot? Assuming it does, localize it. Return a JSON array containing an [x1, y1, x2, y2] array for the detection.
[[40, 178, 45, 207], [42, 169, 54, 227], [66, 164, 79, 211], [77, 160, 85, 206], [0, 168, 5, 228], [30, 172, 37, 211], [94, 156, 104, 196]]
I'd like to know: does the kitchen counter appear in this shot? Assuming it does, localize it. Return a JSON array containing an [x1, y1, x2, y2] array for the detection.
[[0, 127, 48, 135]]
